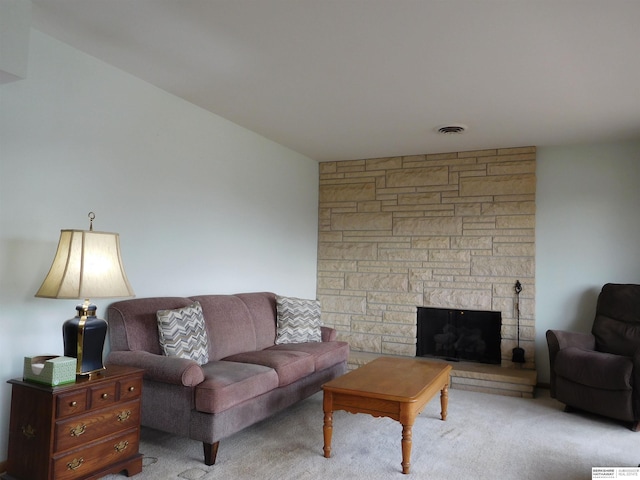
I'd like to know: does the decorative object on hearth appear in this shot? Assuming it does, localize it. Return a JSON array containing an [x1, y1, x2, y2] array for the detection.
[[35, 212, 134, 377], [512, 280, 525, 364]]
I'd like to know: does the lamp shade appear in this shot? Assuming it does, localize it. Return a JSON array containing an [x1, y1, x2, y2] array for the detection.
[[35, 229, 134, 300]]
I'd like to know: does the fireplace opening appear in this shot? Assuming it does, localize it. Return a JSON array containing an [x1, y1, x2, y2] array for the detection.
[[416, 307, 502, 364]]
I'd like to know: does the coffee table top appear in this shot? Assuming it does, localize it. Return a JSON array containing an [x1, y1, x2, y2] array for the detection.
[[323, 357, 451, 402]]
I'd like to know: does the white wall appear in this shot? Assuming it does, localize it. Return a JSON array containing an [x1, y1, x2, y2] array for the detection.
[[535, 141, 640, 383], [0, 29, 319, 459]]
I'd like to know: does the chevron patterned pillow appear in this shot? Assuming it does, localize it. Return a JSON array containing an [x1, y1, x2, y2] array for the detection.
[[157, 301, 209, 365], [275, 295, 322, 345]]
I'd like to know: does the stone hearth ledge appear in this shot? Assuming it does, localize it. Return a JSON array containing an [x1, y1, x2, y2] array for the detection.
[[347, 352, 537, 398]]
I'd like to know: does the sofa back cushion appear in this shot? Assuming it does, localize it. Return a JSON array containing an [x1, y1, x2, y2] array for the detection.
[[234, 292, 278, 351], [108, 292, 279, 361], [108, 297, 194, 354], [189, 292, 277, 360], [592, 283, 640, 357]]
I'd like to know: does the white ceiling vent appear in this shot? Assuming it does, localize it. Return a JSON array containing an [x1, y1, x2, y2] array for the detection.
[[436, 124, 468, 135]]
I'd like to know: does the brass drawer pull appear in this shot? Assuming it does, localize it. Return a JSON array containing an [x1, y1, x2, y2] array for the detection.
[[70, 424, 86, 437], [70, 401, 77, 407], [101, 393, 109, 399], [21, 424, 35, 439], [114, 440, 129, 453], [117, 410, 131, 422], [67, 457, 84, 470], [128, 386, 135, 392]]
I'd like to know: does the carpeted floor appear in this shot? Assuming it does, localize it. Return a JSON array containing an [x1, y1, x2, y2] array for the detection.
[[104, 388, 639, 480]]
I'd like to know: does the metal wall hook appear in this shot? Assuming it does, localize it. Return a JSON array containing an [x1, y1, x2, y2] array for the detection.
[[88, 212, 95, 231]]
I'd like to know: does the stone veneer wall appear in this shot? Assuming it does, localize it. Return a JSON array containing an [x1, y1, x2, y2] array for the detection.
[[317, 147, 536, 369]]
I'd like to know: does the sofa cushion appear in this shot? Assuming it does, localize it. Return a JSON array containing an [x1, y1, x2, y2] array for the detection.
[[223, 350, 315, 387], [157, 301, 209, 365], [267, 341, 350, 371], [234, 292, 279, 351], [189, 295, 258, 361], [275, 295, 322, 344], [108, 297, 194, 354], [554, 347, 633, 390], [195, 361, 279, 414]]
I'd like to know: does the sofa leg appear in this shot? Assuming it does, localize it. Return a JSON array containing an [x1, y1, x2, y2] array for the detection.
[[631, 421, 639, 432], [203, 441, 220, 465]]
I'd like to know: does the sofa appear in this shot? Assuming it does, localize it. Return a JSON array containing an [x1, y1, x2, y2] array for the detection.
[[106, 292, 349, 465]]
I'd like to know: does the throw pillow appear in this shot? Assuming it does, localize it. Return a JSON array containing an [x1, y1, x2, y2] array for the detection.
[[157, 301, 209, 365], [275, 295, 322, 344]]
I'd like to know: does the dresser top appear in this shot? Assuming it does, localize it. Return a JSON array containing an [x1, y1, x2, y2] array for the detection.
[[8, 364, 143, 392]]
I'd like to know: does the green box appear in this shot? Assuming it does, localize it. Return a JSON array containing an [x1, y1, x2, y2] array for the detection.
[[23, 356, 76, 386]]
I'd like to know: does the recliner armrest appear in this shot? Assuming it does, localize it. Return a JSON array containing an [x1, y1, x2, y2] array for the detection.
[[107, 350, 205, 387], [547, 329, 596, 351], [546, 329, 596, 397]]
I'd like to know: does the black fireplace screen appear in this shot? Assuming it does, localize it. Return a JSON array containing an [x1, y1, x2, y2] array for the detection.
[[416, 307, 502, 364]]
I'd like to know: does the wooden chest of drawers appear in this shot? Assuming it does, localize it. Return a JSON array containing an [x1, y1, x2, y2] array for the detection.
[[2, 365, 143, 480]]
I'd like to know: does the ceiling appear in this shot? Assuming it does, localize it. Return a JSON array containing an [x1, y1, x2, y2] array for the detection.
[[30, 0, 640, 162]]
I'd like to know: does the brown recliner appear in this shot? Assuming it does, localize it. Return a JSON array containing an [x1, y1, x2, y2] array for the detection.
[[546, 283, 640, 431]]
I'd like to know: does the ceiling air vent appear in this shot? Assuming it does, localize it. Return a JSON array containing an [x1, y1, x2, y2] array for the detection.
[[436, 124, 467, 135]]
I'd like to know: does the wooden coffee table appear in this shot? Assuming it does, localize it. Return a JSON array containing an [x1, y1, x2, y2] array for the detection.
[[322, 356, 452, 474]]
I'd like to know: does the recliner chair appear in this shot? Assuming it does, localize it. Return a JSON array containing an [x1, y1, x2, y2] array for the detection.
[[546, 283, 640, 431]]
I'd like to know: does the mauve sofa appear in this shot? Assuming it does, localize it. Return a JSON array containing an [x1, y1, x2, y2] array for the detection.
[[106, 292, 349, 465]]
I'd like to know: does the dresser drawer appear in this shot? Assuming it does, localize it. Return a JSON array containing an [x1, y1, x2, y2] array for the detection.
[[52, 428, 139, 480], [56, 390, 88, 418], [89, 381, 117, 409], [118, 376, 142, 401], [54, 399, 140, 453]]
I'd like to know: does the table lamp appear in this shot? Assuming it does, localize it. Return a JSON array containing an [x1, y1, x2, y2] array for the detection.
[[35, 212, 134, 378]]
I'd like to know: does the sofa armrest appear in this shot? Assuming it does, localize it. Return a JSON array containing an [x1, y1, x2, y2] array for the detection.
[[321, 326, 337, 342], [546, 329, 596, 397], [107, 350, 205, 387]]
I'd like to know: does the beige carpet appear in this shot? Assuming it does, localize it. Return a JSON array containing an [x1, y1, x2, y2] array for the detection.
[[105, 388, 638, 480]]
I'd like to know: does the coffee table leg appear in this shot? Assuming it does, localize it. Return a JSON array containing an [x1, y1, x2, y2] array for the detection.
[[323, 392, 333, 458], [401, 423, 413, 474], [323, 411, 333, 458], [440, 383, 449, 421]]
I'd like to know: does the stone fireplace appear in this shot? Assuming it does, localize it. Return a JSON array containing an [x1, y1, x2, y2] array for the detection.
[[316, 147, 536, 395]]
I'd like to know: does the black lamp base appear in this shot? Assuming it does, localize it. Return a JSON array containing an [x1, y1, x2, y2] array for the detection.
[[63, 303, 107, 378]]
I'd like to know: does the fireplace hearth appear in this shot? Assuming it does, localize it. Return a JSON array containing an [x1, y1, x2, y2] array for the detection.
[[416, 307, 502, 364]]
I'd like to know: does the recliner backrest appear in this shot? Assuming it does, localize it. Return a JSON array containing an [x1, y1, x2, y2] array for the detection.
[[592, 283, 640, 357]]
